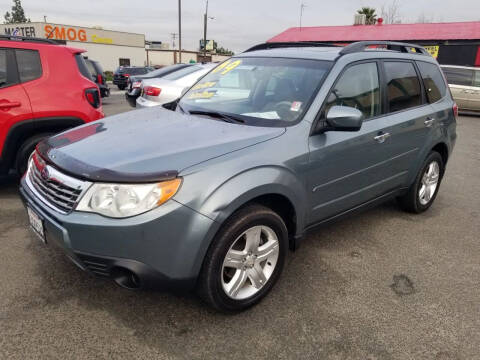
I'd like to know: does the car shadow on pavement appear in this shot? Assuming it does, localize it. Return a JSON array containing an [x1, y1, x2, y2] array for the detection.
[[5, 199, 414, 359]]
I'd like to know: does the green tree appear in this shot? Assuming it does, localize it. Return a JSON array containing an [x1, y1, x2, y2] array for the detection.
[[4, 0, 30, 24], [357, 7, 377, 25]]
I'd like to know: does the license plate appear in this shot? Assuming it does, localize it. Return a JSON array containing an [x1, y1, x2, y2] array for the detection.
[[27, 207, 46, 243]]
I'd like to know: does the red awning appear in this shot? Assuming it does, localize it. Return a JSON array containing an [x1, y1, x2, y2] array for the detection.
[[268, 22, 480, 43]]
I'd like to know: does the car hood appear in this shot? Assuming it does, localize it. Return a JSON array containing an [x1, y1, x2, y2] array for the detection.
[[37, 107, 285, 183]]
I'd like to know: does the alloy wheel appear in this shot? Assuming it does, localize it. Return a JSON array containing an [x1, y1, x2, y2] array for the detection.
[[221, 225, 279, 300], [418, 160, 440, 205]]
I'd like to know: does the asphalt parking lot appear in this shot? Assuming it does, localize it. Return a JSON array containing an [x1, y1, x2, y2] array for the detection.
[[1, 92, 479, 359]]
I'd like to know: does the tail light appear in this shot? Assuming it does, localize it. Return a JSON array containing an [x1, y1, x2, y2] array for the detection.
[[453, 103, 458, 120], [96, 74, 103, 84], [144, 86, 161, 96], [132, 81, 141, 89], [85, 88, 101, 108], [124, 74, 130, 78]]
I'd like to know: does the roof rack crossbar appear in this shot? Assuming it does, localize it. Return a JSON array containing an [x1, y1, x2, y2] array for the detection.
[[245, 41, 341, 53], [0, 34, 58, 45], [339, 41, 430, 56]]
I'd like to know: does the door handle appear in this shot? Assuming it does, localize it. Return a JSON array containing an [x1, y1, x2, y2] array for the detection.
[[424, 117, 435, 127], [374, 132, 391, 143], [0, 101, 21, 109]]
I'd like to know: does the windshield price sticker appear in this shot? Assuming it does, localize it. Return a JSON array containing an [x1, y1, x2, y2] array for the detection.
[[212, 60, 242, 75], [192, 81, 217, 91], [188, 91, 216, 100]]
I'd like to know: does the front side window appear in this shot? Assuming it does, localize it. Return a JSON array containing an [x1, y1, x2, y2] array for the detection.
[[417, 62, 447, 103], [180, 57, 332, 126], [384, 61, 422, 113], [15, 49, 42, 83], [442, 67, 473, 87], [324, 62, 380, 120]]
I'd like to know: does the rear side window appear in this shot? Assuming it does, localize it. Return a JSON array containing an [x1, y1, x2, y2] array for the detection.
[[417, 62, 447, 103], [75, 54, 92, 80], [384, 61, 422, 113], [0, 49, 7, 87], [474, 70, 480, 88], [442, 67, 473, 86], [324, 62, 381, 120], [15, 49, 42, 83]]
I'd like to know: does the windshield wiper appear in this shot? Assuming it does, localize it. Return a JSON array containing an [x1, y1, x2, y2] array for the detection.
[[189, 110, 245, 124]]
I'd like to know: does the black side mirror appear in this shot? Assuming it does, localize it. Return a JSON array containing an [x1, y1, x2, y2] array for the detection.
[[325, 106, 364, 132]]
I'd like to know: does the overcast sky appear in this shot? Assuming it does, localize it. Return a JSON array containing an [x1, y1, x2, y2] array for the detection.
[[1, 0, 479, 52]]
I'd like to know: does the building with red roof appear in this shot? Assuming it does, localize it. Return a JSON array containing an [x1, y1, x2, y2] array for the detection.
[[269, 21, 480, 66]]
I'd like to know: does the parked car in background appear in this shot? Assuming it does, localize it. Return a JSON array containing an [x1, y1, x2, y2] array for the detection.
[[20, 41, 456, 312], [0, 35, 104, 176], [84, 58, 110, 98], [126, 63, 193, 107], [113, 66, 153, 90], [441, 65, 480, 113], [136, 63, 216, 108]]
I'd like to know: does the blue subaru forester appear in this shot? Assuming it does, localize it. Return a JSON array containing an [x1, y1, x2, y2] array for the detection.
[[20, 41, 457, 312]]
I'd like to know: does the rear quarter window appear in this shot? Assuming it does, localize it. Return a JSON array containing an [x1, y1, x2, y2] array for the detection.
[[15, 49, 42, 83], [75, 54, 92, 80], [417, 62, 447, 103]]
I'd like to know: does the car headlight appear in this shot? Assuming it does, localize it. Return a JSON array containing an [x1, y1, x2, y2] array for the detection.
[[76, 179, 182, 218]]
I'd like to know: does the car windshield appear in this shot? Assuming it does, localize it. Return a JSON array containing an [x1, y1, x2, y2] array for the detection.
[[179, 57, 332, 126], [162, 65, 203, 81]]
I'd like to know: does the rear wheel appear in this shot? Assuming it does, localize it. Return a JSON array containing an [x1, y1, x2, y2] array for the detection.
[[397, 151, 444, 213], [197, 204, 288, 312], [15, 133, 53, 176]]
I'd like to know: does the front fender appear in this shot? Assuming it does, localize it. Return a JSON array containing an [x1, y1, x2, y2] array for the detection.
[[177, 166, 308, 237]]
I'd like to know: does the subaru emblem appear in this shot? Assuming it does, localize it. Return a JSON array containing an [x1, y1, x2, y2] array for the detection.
[[41, 168, 49, 181]]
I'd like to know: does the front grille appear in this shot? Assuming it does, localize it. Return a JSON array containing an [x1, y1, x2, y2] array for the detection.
[[26, 153, 90, 214]]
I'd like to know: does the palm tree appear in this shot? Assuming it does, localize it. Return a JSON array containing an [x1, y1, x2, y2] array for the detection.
[[357, 7, 377, 25]]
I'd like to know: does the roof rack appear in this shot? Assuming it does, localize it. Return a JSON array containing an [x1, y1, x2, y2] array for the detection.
[[245, 41, 340, 53], [0, 34, 58, 45], [339, 41, 430, 56]]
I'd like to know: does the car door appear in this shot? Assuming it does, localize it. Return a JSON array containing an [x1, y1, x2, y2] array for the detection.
[[441, 66, 474, 110], [307, 61, 396, 224], [0, 48, 33, 158]]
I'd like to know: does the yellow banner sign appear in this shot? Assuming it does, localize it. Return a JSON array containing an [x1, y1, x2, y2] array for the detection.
[[424, 45, 439, 58]]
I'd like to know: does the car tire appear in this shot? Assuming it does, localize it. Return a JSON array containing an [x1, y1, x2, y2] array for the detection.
[[15, 133, 54, 176], [118, 85, 126, 90], [197, 204, 288, 312], [397, 151, 444, 213]]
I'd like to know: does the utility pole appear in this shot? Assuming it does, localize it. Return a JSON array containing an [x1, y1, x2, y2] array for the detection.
[[300, 3, 307, 31], [178, 0, 182, 63], [203, 0, 209, 59], [43, 15, 47, 23]]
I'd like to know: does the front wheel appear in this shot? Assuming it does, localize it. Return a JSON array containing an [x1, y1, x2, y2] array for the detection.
[[397, 151, 444, 213], [197, 204, 288, 312]]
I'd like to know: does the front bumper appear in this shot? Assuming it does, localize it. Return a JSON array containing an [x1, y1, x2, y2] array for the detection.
[[20, 178, 219, 291]]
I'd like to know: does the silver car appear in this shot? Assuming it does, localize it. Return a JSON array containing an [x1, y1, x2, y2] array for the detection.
[[136, 63, 216, 108], [441, 65, 480, 113]]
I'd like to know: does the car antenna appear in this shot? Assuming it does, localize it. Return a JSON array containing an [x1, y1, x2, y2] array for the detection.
[[45, 26, 56, 40]]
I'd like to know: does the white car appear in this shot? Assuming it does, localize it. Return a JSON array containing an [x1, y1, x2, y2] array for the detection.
[[136, 63, 216, 108]]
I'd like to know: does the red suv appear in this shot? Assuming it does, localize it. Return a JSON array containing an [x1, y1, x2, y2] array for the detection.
[[0, 35, 104, 176]]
